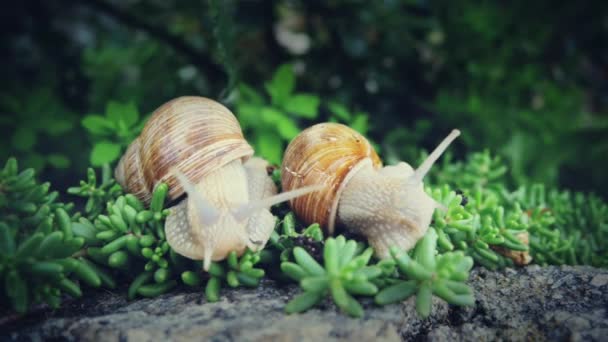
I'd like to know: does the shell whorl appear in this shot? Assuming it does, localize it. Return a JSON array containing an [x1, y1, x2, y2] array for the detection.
[[115, 96, 254, 204], [281, 123, 382, 233]]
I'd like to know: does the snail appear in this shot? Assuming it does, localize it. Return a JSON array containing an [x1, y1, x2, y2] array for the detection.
[[281, 123, 460, 258], [115, 96, 320, 269]]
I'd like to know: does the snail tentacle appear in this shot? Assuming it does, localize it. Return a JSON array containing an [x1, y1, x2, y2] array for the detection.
[[232, 185, 324, 221], [172, 168, 220, 226], [411, 129, 461, 184]]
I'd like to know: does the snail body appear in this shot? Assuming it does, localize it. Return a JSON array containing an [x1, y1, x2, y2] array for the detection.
[[282, 123, 460, 258], [116, 96, 319, 269]]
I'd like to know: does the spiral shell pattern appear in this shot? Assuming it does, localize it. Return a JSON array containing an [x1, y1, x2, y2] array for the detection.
[[281, 123, 381, 233], [115, 96, 254, 204]]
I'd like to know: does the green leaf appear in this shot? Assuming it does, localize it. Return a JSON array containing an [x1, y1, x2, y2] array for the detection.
[[285, 291, 324, 314], [30, 261, 63, 276], [90, 141, 122, 166], [416, 283, 433, 318], [338, 240, 358, 268], [293, 247, 326, 276], [58, 278, 82, 298], [128, 271, 154, 300], [328, 102, 352, 121], [260, 107, 300, 140], [154, 268, 170, 283], [151, 183, 169, 212], [282, 212, 297, 236], [0, 223, 15, 256], [343, 281, 378, 296], [238, 83, 264, 106], [46, 154, 70, 168], [6, 271, 28, 313], [73, 259, 102, 288], [205, 277, 221, 302], [236, 272, 260, 287], [350, 113, 369, 135], [12, 127, 37, 152], [108, 250, 129, 268], [106, 101, 139, 128], [284, 94, 320, 119], [36, 231, 64, 258], [415, 228, 437, 270], [181, 271, 202, 287], [137, 280, 177, 297], [236, 103, 259, 126], [324, 238, 339, 275], [301, 276, 329, 292], [375, 280, 418, 305], [256, 134, 283, 165], [82, 115, 114, 136], [265, 64, 295, 106], [44, 118, 74, 136], [281, 262, 308, 281]]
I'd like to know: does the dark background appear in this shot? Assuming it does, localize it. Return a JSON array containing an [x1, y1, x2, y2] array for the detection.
[[1, 0, 607, 198]]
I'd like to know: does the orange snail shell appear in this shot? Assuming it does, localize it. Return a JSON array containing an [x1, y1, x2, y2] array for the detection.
[[281, 123, 382, 234], [115, 96, 254, 205]]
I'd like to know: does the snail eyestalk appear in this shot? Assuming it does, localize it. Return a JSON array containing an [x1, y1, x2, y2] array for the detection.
[[231, 185, 324, 222], [203, 244, 214, 271], [172, 168, 220, 226], [411, 129, 460, 184]]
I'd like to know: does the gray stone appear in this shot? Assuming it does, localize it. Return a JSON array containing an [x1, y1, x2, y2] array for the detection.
[[590, 274, 608, 287], [1, 266, 607, 341]]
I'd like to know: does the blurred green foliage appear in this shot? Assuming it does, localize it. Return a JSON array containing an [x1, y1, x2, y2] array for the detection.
[[236, 64, 368, 164], [1, 0, 605, 197]]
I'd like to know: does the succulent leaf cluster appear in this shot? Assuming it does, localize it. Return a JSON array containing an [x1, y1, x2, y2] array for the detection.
[[507, 184, 608, 267], [2, 147, 607, 317], [67, 166, 122, 219], [182, 250, 265, 302], [375, 229, 475, 317], [70, 178, 174, 295], [270, 212, 325, 261], [428, 185, 529, 269], [428, 150, 608, 268], [281, 229, 475, 318], [281, 236, 378, 317], [70, 168, 269, 303], [0, 158, 102, 312]]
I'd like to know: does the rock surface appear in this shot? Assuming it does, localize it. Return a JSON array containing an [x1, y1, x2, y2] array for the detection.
[[2, 265, 607, 341]]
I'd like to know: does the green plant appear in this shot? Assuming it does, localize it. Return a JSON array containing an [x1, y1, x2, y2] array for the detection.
[[236, 64, 320, 164], [235, 64, 371, 164], [81, 101, 145, 166], [427, 150, 607, 269], [375, 229, 475, 318], [0, 158, 105, 313], [508, 184, 608, 267], [67, 166, 122, 219], [0, 89, 77, 171], [2, 142, 607, 317], [182, 250, 265, 302], [67, 168, 269, 302], [281, 236, 380, 317], [281, 229, 475, 318]]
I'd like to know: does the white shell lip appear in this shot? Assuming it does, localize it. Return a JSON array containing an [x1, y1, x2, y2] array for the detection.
[[327, 158, 372, 235]]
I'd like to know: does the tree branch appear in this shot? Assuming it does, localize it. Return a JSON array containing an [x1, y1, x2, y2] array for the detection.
[[69, 0, 225, 84]]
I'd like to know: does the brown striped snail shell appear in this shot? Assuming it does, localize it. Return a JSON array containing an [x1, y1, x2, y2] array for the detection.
[[116, 96, 320, 269], [282, 123, 460, 258], [115, 96, 254, 205]]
